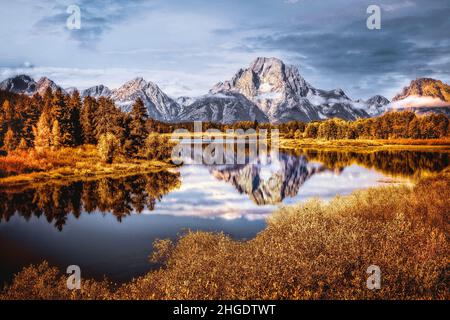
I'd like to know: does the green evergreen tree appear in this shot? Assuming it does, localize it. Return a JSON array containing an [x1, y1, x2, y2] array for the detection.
[[49, 88, 74, 146], [50, 88, 65, 122]]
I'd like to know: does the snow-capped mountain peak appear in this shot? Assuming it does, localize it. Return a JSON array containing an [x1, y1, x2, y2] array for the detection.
[[210, 57, 368, 122], [36, 77, 64, 95], [81, 85, 111, 99], [0, 74, 37, 94], [360, 95, 390, 116], [109, 77, 180, 121]]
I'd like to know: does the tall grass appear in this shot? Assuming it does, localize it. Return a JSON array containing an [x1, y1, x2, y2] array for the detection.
[[0, 146, 98, 177], [1, 173, 448, 300]]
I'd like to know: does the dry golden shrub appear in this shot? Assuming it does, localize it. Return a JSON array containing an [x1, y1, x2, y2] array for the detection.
[[0, 262, 112, 300]]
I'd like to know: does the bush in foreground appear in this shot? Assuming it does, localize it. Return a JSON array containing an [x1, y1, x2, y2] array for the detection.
[[1, 174, 448, 300]]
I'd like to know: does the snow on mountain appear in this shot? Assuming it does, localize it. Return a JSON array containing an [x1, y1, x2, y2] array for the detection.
[[0, 74, 37, 94], [81, 85, 112, 99], [109, 77, 180, 121], [354, 95, 390, 116], [2, 64, 447, 123], [176, 96, 198, 107], [0, 75, 65, 96], [211, 57, 369, 123], [35, 77, 65, 95], [177, 92, 269, 124], [65, 87, 79, 95]]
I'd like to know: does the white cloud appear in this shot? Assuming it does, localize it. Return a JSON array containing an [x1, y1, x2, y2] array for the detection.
[[389, 95, 450, 109]]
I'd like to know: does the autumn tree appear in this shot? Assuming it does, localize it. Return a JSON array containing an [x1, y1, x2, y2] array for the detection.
[[3, 127, 17, 151], [1, 100, 16, 146], [98, 132, 120, 164], [304, 122, 319, 138], [129, 98, 148, 156], [144, 133, 173, 161], [67, 90, 82, 146], [51, 120, 61, 150], [81, 96, 97, 144], [17, 138, 28, 150], [21, 93, 42, 146], [94, 97, 123, 141], [34, 109, 52, 151]]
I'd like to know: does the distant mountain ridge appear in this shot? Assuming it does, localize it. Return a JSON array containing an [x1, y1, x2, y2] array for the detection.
[[108, 77, 181, 121], [393, 78, 450, 102], [1, 57, 449, 123], [0, 75, 65, 96], [390, 78, 450, 116]]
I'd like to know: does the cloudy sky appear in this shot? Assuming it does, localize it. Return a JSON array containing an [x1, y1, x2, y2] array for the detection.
[[0, 0, 449, 99]]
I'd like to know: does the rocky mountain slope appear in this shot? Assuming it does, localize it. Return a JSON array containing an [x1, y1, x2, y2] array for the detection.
[[178, 92, 269, 123], [359, 95, 391, 116], [81, 85, 112, 99], [108, 77, 180, 121], [393, 78, 450, 102], [210, 57, 373, 122], [0, 74, 36, 94], [0, 75, 64, 95], [391, 78, 450, 116]]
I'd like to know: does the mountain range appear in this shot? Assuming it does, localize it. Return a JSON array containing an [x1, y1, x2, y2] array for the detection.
[[1, 57, 449, 123]]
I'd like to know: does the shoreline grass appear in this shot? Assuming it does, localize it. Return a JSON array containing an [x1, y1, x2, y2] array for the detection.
[[164, 132, 450, 150], [0, 145, 176, 188], [279, 138, 450, 151]]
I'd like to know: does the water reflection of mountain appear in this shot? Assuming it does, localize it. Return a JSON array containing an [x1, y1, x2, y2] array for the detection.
[[0, 171, 181, 231], [207, 148, 450, 205], [209, 153, 327, 205]]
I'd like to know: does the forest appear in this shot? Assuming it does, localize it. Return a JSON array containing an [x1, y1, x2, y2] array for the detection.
[[148, 109, 449, 140], [1, 88, 449, 160], [0, 88, 166, 162]]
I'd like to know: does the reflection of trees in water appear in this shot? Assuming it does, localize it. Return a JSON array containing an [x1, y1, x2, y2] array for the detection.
[[0, 171, 181, 231], [286, 149, 450, 178]]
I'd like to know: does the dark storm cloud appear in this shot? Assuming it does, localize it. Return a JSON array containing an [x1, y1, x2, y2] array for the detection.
[[2, 0, 449, 99], [245, 2, 450, 99]]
